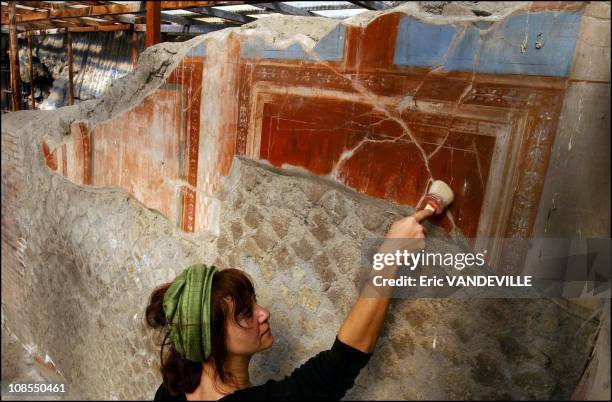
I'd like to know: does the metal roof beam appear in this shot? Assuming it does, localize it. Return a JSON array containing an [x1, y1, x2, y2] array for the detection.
[[134, 22, 236, 34], [188, 6, 255, 23], [159, 11, 197, 25], [254, 2, 315, 17], [349, 1, 393, 10], [1, 2, 238, 25]]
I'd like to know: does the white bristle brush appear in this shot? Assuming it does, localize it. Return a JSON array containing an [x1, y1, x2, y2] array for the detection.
[[423, 180, 454, 215]]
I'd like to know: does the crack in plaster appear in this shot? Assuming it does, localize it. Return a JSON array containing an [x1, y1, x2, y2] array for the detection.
[[287, 15, 491, 236]]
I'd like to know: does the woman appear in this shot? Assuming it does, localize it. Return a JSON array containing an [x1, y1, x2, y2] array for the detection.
[[147, 209, 432, 401]]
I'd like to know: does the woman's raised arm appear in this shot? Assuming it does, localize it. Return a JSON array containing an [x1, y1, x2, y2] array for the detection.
[[337, 209, 433, 353]]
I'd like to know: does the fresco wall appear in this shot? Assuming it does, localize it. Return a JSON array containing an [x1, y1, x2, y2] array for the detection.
[[40, 2, 589, 272]]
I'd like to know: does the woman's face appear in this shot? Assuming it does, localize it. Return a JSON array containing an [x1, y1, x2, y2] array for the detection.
[[225, 297, 274, 356]]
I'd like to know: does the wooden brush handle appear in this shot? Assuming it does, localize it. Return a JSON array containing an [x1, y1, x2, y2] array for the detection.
[[422, 194, 443, 215]]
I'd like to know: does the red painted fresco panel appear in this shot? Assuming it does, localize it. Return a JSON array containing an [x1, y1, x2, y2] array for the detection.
[[344, 13, 400, 70], [61, 144, 67, 177], [256, 93, 496, 237], [84, 58, 203, 228], [42, 142, 58, 171], [260, 99, 371, 175]]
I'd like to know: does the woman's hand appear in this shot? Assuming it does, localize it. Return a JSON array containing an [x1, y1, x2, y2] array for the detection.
[[381, 209, 433, 252], [385, 209, 432, 238]]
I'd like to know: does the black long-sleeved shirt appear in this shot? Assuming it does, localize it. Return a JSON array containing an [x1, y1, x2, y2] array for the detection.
[[154, 336, 372, 401]]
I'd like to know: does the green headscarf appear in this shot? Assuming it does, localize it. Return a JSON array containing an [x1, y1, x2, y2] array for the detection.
[[163, 264, 218, 362]]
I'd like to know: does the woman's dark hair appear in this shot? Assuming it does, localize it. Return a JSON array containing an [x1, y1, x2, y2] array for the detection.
[[145, 268, 256, 396]]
